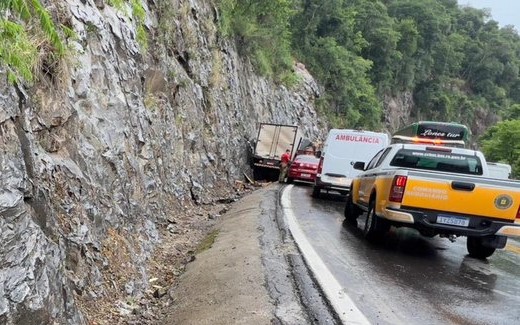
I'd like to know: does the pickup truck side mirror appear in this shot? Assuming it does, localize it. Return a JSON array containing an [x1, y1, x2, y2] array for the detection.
[[315, 150, 322, 158], [353, 161, 365, 170]]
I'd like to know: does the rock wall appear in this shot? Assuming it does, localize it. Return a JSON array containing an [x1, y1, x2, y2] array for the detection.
[[383, 92, 415, 134], [0, 0, 326, 323]]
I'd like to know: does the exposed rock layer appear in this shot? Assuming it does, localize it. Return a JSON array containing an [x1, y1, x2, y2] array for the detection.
[[0, 0, 325, 323]]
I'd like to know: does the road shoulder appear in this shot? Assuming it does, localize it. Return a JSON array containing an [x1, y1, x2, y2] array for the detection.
[[162, 187, 276, 324]]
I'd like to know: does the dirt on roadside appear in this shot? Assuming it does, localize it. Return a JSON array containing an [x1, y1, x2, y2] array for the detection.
[[83, 180, 274, 325]]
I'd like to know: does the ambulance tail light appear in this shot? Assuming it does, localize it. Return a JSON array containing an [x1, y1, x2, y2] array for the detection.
[[389, 175, 408, 203], [317, 157, 324, 175]]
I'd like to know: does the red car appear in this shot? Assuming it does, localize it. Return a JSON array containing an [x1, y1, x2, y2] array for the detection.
[[287, 155, 320, 184]]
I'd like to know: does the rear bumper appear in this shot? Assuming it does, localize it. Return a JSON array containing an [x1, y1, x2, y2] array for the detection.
[[288, 170, 316, 182], [253, 162, 280, 170], [383, 207, 520, 238], [315, 176, 351, 192]]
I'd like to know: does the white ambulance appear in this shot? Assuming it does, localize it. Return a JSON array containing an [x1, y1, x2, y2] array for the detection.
[[312, 129, 389, 198], [487, 162, 512, 179]]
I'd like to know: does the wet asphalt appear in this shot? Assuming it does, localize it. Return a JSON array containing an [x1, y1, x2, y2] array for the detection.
[[285, 183, 520, 325]]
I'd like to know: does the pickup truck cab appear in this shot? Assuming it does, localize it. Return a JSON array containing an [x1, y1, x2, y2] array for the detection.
[[345, 143, 520, 259]]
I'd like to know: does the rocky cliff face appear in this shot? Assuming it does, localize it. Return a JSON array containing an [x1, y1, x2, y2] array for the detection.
[[0, 0, 325, 323], [383, 92, 415, 134]]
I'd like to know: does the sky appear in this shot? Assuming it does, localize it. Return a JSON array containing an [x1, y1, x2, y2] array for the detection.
[[457, 0, 520, 31]]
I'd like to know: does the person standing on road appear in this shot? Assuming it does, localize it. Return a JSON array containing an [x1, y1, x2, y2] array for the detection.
[[279, 149, 291, 183]]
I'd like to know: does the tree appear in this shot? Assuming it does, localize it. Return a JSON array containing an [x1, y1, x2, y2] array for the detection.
[[219, 0, 296, 80], [222, 0, 520, 134], [480, 120, 520, 178], [504, 104, 520, 120], [393, 18, 419, 91], [291, 0, 382, 128], [346, 0, 401, 93]]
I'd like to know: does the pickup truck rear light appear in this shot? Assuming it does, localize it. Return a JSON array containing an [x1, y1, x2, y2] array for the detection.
[[317, 157, 324, 174], [389, 175, 408, 203]]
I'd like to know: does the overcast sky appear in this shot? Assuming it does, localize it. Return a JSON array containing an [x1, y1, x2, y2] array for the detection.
[[457, 0, 520, 31]]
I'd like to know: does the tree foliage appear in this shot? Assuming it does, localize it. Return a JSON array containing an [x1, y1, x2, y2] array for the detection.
[[219, 0, 520, 133], [4, 0, 518, 140], [219, 0, 296, 82], [290, 0, 382, 128], [480, 120, 520, 178]]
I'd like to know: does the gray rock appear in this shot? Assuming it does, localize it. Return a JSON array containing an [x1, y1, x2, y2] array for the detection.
[[0, 0, 326, 323]]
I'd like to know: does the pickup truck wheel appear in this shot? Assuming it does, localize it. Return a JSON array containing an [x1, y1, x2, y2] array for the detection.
[[363, 201, 390, 240], [344, 194, 360, 225], [311, 186, 321, 198], [467, 237, 496, 259]]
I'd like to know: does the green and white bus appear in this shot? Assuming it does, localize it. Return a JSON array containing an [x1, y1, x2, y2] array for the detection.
[[391, 121, 470, 148]]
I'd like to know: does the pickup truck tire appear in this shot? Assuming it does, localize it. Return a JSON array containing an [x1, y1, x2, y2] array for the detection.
[[363, 200, 390, 240], [344, 194, 361, 225], [311, 186, 321, 198], [467, 237, 496, 259]]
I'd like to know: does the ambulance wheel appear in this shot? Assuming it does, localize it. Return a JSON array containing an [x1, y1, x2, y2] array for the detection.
[[311, 186, 321, 198], [344, 194, 360, 226]]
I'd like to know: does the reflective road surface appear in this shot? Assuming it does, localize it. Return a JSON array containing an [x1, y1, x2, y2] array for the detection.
[[285, 184, 520, 325]]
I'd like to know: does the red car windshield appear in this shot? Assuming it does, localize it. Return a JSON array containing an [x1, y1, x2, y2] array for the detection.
[[294, 155, 319, 164]]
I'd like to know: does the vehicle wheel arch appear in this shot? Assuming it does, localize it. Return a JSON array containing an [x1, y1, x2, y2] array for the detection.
[[370, 190, 377, 201], [369, 189, 377, 208], [467, 236, 496, 259]]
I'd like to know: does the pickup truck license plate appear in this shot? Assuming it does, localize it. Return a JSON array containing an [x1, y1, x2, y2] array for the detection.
[[436, 215, 470, 227], [300, 173, 311, 178]]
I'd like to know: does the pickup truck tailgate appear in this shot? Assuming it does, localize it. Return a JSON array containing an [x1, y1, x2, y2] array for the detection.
[[401, 173, 520, 221]]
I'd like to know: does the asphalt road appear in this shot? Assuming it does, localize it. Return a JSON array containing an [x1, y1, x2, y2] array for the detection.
[[284, 183, 520, 325]]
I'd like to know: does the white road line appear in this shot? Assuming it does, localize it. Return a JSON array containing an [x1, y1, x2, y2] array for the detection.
[[281, 185, 371, 325]]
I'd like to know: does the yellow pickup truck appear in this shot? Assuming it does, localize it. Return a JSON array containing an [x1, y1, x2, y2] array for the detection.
[[344, 143, 520, 259]]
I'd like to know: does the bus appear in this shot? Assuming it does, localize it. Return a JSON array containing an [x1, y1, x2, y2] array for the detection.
[[391, 121, 470, 148]]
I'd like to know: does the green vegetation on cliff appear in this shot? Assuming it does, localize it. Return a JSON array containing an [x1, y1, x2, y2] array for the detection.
[[0, 0, 66, 83], [2, 1, 519, 175], [219, 0, 296, 84], [219, 0, 520, 133], [0, 0, 145, 84]]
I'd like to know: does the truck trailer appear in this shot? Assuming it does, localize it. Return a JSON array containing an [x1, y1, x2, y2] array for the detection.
[[251, 123, 304, 180]]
